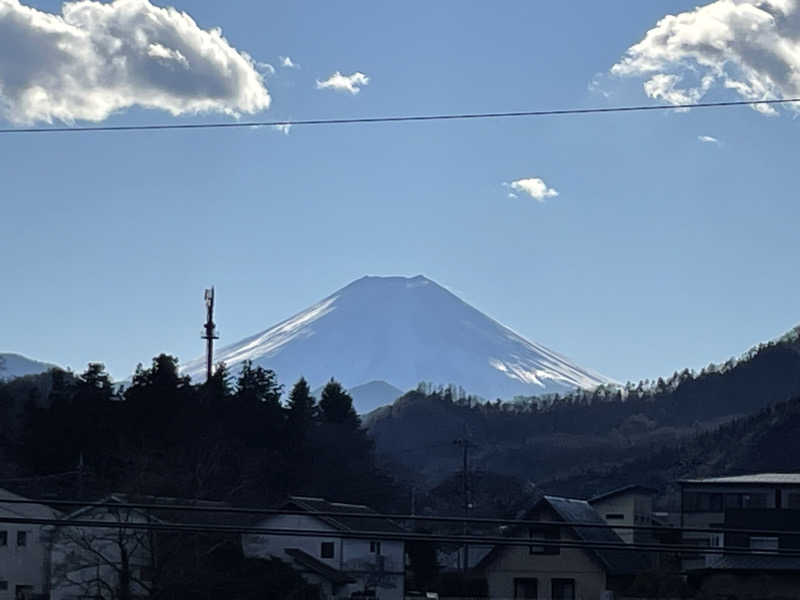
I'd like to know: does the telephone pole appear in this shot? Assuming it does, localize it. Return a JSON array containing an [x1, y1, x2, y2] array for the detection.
[[201, 287, 218, 383], [453, 429, 474, 574]]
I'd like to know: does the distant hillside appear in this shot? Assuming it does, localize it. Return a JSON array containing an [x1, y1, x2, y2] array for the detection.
[[544, 392, 800, 508], [367, 325, 800, 485], [0, 353, 59, 380]]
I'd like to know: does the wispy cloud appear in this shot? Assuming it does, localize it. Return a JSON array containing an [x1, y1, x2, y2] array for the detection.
[[610, 0, 800, 116], [316, 71, 370, 94], [280, 56, 299, 69], [504, 178, 559, 202], [0, 0, 271, 125], [272, 123, 292, 135], [257, 62, 276, 76], [698, 135, 721, 145]]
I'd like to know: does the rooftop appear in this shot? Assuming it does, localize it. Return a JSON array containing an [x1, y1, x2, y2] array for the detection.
[[589, 484, 658, 503], [681, 473, 800, 485], [283, 496, 405, 535]]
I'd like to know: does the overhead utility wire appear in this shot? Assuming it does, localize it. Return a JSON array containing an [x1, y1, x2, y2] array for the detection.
[[1, 97, 798, 135], [1, 496, 798, 539], [0, 514, 795, 558]]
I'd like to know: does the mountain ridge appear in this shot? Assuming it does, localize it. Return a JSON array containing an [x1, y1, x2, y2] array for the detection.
[[0, 353, 59, 380]]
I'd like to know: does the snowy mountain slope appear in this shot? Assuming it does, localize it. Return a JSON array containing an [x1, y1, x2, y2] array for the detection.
[[180, 275, 612, 411], [0, 353, 59, 380]]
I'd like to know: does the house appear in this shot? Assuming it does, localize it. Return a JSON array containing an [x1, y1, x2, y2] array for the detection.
[[588, 485, 657, 546], [47, 495, 162, 600], [0, 487, 59, 600], [475, 495, 650, 600], [678, 474, 800, 598], [242, 496, 405, 600], [679, 473, 800, 571], [47, 493, 244, 600]]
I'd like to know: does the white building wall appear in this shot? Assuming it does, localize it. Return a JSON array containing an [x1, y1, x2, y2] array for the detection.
[[242, 514, 404, 600], [0, 488, 58, 599]]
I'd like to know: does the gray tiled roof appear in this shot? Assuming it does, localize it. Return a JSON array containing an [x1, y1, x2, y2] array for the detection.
[[544, 496, 651, 576], [681, 473, 800, 485], [700, 554, 800, 572], [286, 496, 405, 535]]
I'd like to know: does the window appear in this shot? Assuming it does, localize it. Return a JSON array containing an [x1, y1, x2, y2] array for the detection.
[[16, 531, 26, 547], [742, 493, 767, 508], [15, 585, 33, 600], [0, 581, 7, 591], [528, 527, 559, 555], [725, 493, 742, 509], [0, 531, 6, 546], [552, 578, 576, 600], [750, 536, 779, 553], [513, 577, 538, 599], [369, 541, 381, 554], [788, 493, 800, 509], [320, 541, 334, 559], [605, 513, 625, 520]]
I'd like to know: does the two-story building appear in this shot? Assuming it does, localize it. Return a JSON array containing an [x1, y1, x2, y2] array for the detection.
[[679, 473, 800, 598], [0, 487, 59, 600], [242, 496, 405, 600], [588, 485, 657, 546], [679, 473, 800, 568], [475, 495, 650, 599]]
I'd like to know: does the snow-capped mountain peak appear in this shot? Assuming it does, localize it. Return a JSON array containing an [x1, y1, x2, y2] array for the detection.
[[181, 275, 612, 412]]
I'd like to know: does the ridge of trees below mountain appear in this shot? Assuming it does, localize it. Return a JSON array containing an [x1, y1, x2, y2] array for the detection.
[[367, 327, 800, 488]]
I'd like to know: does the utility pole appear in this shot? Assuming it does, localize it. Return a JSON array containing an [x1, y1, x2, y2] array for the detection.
[[201, 287, 218, 383], [453, 429, 474, 574]]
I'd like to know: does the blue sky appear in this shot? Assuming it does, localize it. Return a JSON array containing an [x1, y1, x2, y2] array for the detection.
[[2, 0, 799, 385]]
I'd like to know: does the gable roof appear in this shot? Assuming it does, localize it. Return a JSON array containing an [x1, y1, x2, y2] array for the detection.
[[0, 486, 61, 519], [476, 495, 649, 576], [544, 496, 650, 576], [282, 496, 405, 535], [589, 485, 658, 503]]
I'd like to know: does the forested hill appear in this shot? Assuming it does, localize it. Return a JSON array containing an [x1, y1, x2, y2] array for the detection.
[[545, 392, 800, 507], [366, 325, 800, 484]]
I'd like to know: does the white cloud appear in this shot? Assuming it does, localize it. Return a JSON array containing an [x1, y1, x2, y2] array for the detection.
[[272, 123, 292, 135], [610, 0, 800, 115], [0, 0, 271, 124], [257, 62, 276, 75], [698, 135, 721, 144], [316, 71, 369, 94], [280, 55, 299, 69], [505, 178, 559, 202]]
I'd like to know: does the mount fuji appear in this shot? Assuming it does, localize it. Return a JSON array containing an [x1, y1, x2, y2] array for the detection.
[[180, 275, 612, 412]]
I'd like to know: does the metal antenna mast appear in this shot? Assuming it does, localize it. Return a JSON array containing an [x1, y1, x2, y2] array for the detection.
[[202, 287, 218, 383]]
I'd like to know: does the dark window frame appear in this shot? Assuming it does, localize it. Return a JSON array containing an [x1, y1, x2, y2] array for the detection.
[[320, 541, 335, 559], [16, 531, 27, 547], [552, 578, 576, 600], [513, 577, 538, 599], [0, 531, 6, 546]]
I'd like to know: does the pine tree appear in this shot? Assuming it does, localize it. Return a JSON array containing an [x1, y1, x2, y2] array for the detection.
[[319, 378, 358, 425]]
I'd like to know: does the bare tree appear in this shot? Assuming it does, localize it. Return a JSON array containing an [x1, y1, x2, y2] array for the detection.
[[50, 503, 157, 600]]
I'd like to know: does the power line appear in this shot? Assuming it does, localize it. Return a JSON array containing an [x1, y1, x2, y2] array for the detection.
[[2, 496, 800, 539], [0, 97, 798, 135], [0, 513, 797, 558]]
